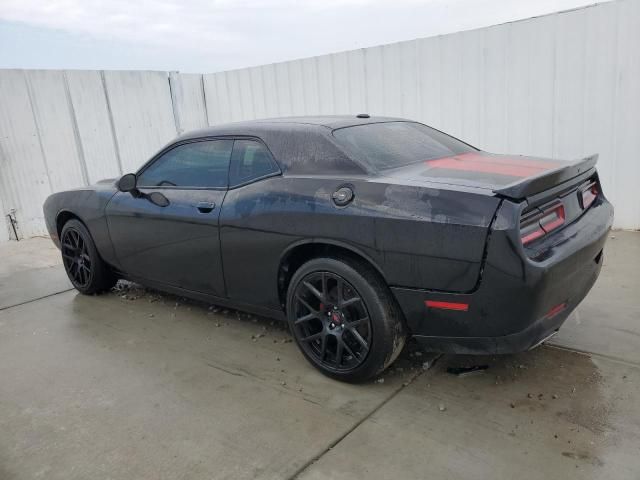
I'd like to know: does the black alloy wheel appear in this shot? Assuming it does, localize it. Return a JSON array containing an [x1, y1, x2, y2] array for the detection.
[[61, 227, 92, 288], [292, 271, 372, 371], [287, 256, 406, 382], [60, 219, 117, 294]]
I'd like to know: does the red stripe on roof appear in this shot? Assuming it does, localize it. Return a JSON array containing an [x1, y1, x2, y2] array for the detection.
[[426, 154, 551, 178], [455, 152, 559, 169]]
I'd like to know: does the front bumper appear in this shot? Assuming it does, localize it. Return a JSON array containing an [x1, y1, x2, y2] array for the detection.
[[391, 195, 613, 355], [42, 197, 61, 248]]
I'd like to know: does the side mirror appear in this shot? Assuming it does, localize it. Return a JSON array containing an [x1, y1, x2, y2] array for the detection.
[[117, 173, 138, 193]]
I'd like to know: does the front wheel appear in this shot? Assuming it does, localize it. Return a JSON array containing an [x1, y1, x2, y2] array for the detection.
[[286, 256, 406, 383], [60, 219, 117, 295]]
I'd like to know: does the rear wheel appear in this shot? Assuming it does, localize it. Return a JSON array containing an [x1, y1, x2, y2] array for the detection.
[[60, 219, 117, 294], [286, 256, 406, 383]]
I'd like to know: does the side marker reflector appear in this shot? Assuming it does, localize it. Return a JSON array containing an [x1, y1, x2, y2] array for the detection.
[[545, 302, 567, 319], [425, 300, 469, 312]]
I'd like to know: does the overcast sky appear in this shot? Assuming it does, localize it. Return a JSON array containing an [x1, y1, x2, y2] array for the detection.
[[0, 0, 602, 73]]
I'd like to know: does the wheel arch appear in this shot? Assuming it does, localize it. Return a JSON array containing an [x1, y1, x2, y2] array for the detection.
[[56, 210, 87, 239], [277, 239, 387, 309]]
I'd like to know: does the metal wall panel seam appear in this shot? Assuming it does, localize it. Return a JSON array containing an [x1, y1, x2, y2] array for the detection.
[[62, 70, 90, 186], [258, 66, 269, 118], [314, 56, 322, 114], [223, 71, 234, 122], [414, 40, 421, 125], [297, 60, 308, 114], [252, 67, 267, 119], [551, 13, 559, 159], [361, 48, 369, 113], [23, 71, 54, 193], [168, 72, 182, 134], [330, 54, 339, 113], [286, 62, 296, 116], [609, 4, 621, 206], [579, 13, 588, 166], [100, 70, 124, 175], [245, 69, 257, 119], [199, 74, 210, 126]]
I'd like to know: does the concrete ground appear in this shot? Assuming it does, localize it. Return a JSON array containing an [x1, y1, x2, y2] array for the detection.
[[0, 232, 638, 479], [0, 237, 70, 310]]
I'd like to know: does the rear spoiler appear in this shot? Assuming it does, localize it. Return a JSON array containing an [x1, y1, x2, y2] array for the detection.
[[493, 154, 598, 200]]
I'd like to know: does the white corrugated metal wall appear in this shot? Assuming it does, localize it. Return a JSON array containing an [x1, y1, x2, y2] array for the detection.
[[0, 70, 208, 239], [0, 0, 638, 240]]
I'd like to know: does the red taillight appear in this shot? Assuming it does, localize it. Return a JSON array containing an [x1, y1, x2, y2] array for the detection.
[[521, 222, 546, 244], [521, 203, 566, 246], [581, 182, 598, 210], [539, 204, 565, 232]]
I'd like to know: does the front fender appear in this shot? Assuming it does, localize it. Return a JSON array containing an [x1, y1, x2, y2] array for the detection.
[[43, 187, 119, 267]]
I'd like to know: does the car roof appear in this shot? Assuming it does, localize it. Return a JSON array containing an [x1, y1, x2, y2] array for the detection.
[[178, 115, 407, 140], [173, 116, 411, 175]]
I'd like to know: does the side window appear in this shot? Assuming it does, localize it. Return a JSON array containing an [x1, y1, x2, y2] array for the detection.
[[229, 140, 279, 187], [137, 140, 233, 188]]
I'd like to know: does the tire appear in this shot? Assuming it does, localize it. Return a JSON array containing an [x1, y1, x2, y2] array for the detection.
[[60, 219, 117, 295], [286, 256, 406, 383]]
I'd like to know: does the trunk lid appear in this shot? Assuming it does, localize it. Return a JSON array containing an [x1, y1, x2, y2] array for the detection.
[[382, 151, 598, 199]]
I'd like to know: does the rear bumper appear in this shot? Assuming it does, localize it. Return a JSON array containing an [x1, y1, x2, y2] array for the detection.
[[392, 195, 613, 355], [405, 266, 598, 354]]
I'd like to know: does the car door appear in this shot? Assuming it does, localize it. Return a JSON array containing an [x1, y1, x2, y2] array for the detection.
[[105, 138, 233, 296]]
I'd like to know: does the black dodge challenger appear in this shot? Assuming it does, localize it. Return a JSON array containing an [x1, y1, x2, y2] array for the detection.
[[44, 116, 613, 382]]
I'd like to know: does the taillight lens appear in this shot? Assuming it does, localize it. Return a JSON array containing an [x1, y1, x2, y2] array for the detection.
[[521, 215, 546, 244], [521, 203, 566, 246], [581, 182, 598, 210]]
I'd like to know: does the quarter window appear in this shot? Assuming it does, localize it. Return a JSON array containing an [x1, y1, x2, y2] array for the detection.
[[137, 140, 233, 188], [229, 140, 279, 186]]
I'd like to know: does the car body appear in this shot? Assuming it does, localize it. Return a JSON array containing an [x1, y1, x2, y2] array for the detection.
[[44, 115, 613, 381]]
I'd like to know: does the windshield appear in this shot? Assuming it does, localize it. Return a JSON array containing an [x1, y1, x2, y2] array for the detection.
[[333, 121, 476, 170]]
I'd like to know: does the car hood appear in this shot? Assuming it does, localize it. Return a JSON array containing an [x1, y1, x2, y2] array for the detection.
[[381, 151, 570, 193]]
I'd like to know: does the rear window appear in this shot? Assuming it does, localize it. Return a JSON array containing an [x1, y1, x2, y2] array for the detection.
[[332, 122, 476, 170]]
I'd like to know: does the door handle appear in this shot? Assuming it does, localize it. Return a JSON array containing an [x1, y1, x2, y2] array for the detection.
[[195, 201, 216, 213]]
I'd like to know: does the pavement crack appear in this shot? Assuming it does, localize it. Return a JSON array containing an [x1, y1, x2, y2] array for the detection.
[[301, 397, 323, 407], [287, 368, 426, 480], [202, 361, 269, 382], [545, 344, 640, 369], [204, 362, 245, 377], [0, 288, 73, 311]]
